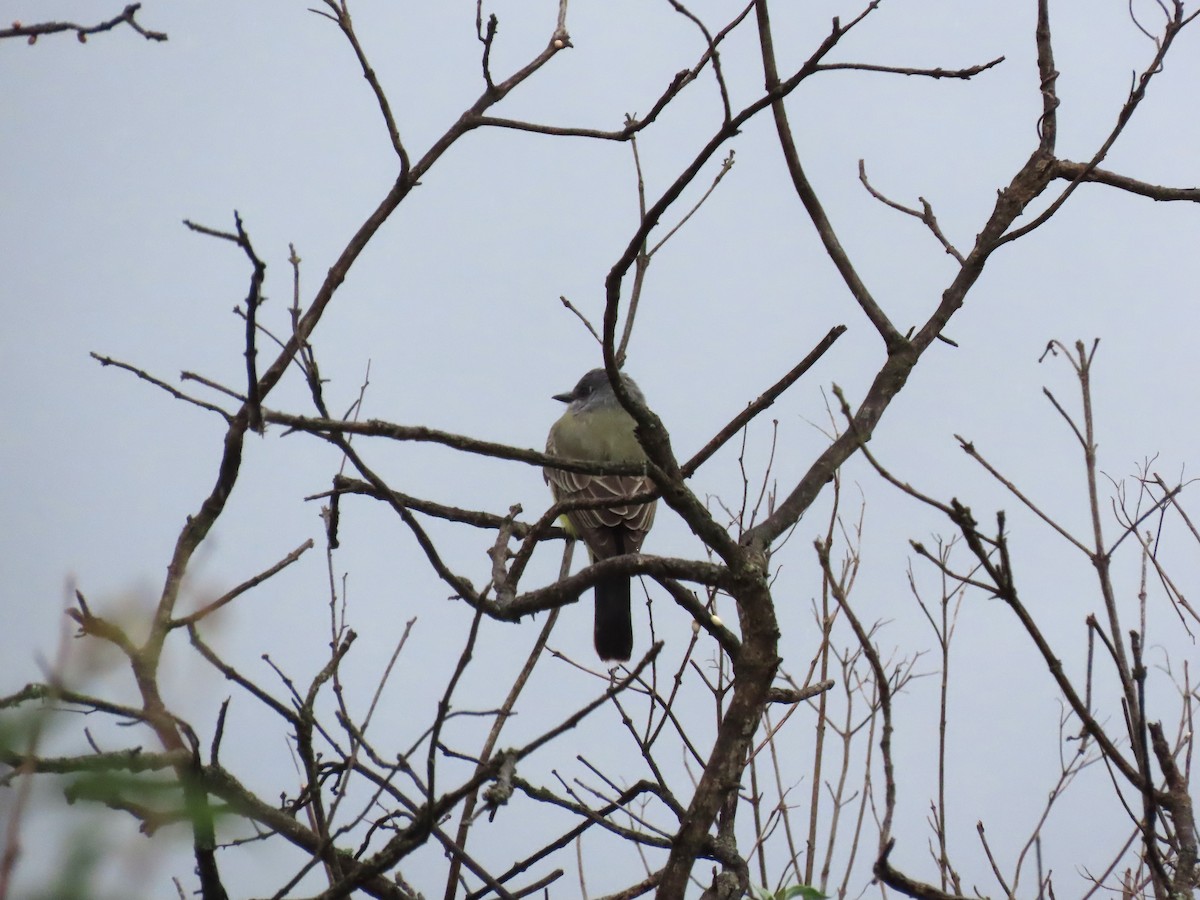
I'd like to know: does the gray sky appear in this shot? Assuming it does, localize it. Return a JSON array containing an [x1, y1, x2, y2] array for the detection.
[[2, 1, 1198, 896]]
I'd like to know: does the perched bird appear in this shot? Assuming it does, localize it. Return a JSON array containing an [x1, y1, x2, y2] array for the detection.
[[545, 369, 657, 661]]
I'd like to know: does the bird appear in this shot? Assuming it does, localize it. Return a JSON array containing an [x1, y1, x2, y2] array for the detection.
[[544, 368, 657, 661]]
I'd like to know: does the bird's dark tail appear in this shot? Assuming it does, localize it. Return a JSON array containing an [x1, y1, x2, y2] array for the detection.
[[594, 575, 633, 662]]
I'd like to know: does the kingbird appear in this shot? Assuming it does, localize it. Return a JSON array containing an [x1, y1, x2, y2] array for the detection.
[[545, 369, 657, 661]]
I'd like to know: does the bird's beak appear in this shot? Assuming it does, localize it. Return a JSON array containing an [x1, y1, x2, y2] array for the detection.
[[552, 390, 574, 403]]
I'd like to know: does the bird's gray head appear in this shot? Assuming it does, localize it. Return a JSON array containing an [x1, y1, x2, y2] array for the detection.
[[553, 368, 647, 413]]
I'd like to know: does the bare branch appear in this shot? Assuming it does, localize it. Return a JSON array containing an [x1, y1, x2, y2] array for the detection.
[[90, 353, 234, 422], [171, 540, 315, 628], [1034, 0, 1060, 151], [998, 4, 1194, 246], [0, 3, 167, 44], [1054, 160, 1200, 201], [755, 4, 904, 352], [858, 161, 965, 263], [682, 326, 847, 479], [322, 0, 410, 174], [814, 56, 1004, 80]]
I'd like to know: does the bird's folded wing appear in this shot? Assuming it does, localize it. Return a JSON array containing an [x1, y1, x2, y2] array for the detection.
[[546, 468, 656, 556]]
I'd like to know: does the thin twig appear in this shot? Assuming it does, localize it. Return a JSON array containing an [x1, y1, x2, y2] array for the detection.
[[0, 3, 167, 43]]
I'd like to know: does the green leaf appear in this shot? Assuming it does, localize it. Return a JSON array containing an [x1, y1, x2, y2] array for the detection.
[[752, 883, 827, 900], [782, 886, 828, 900]]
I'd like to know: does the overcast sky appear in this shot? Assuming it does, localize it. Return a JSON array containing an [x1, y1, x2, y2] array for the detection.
[[2, 1, 1198, 897]]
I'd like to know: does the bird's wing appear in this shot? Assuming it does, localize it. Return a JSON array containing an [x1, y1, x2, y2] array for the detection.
[[545, 466, 655, 559]]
